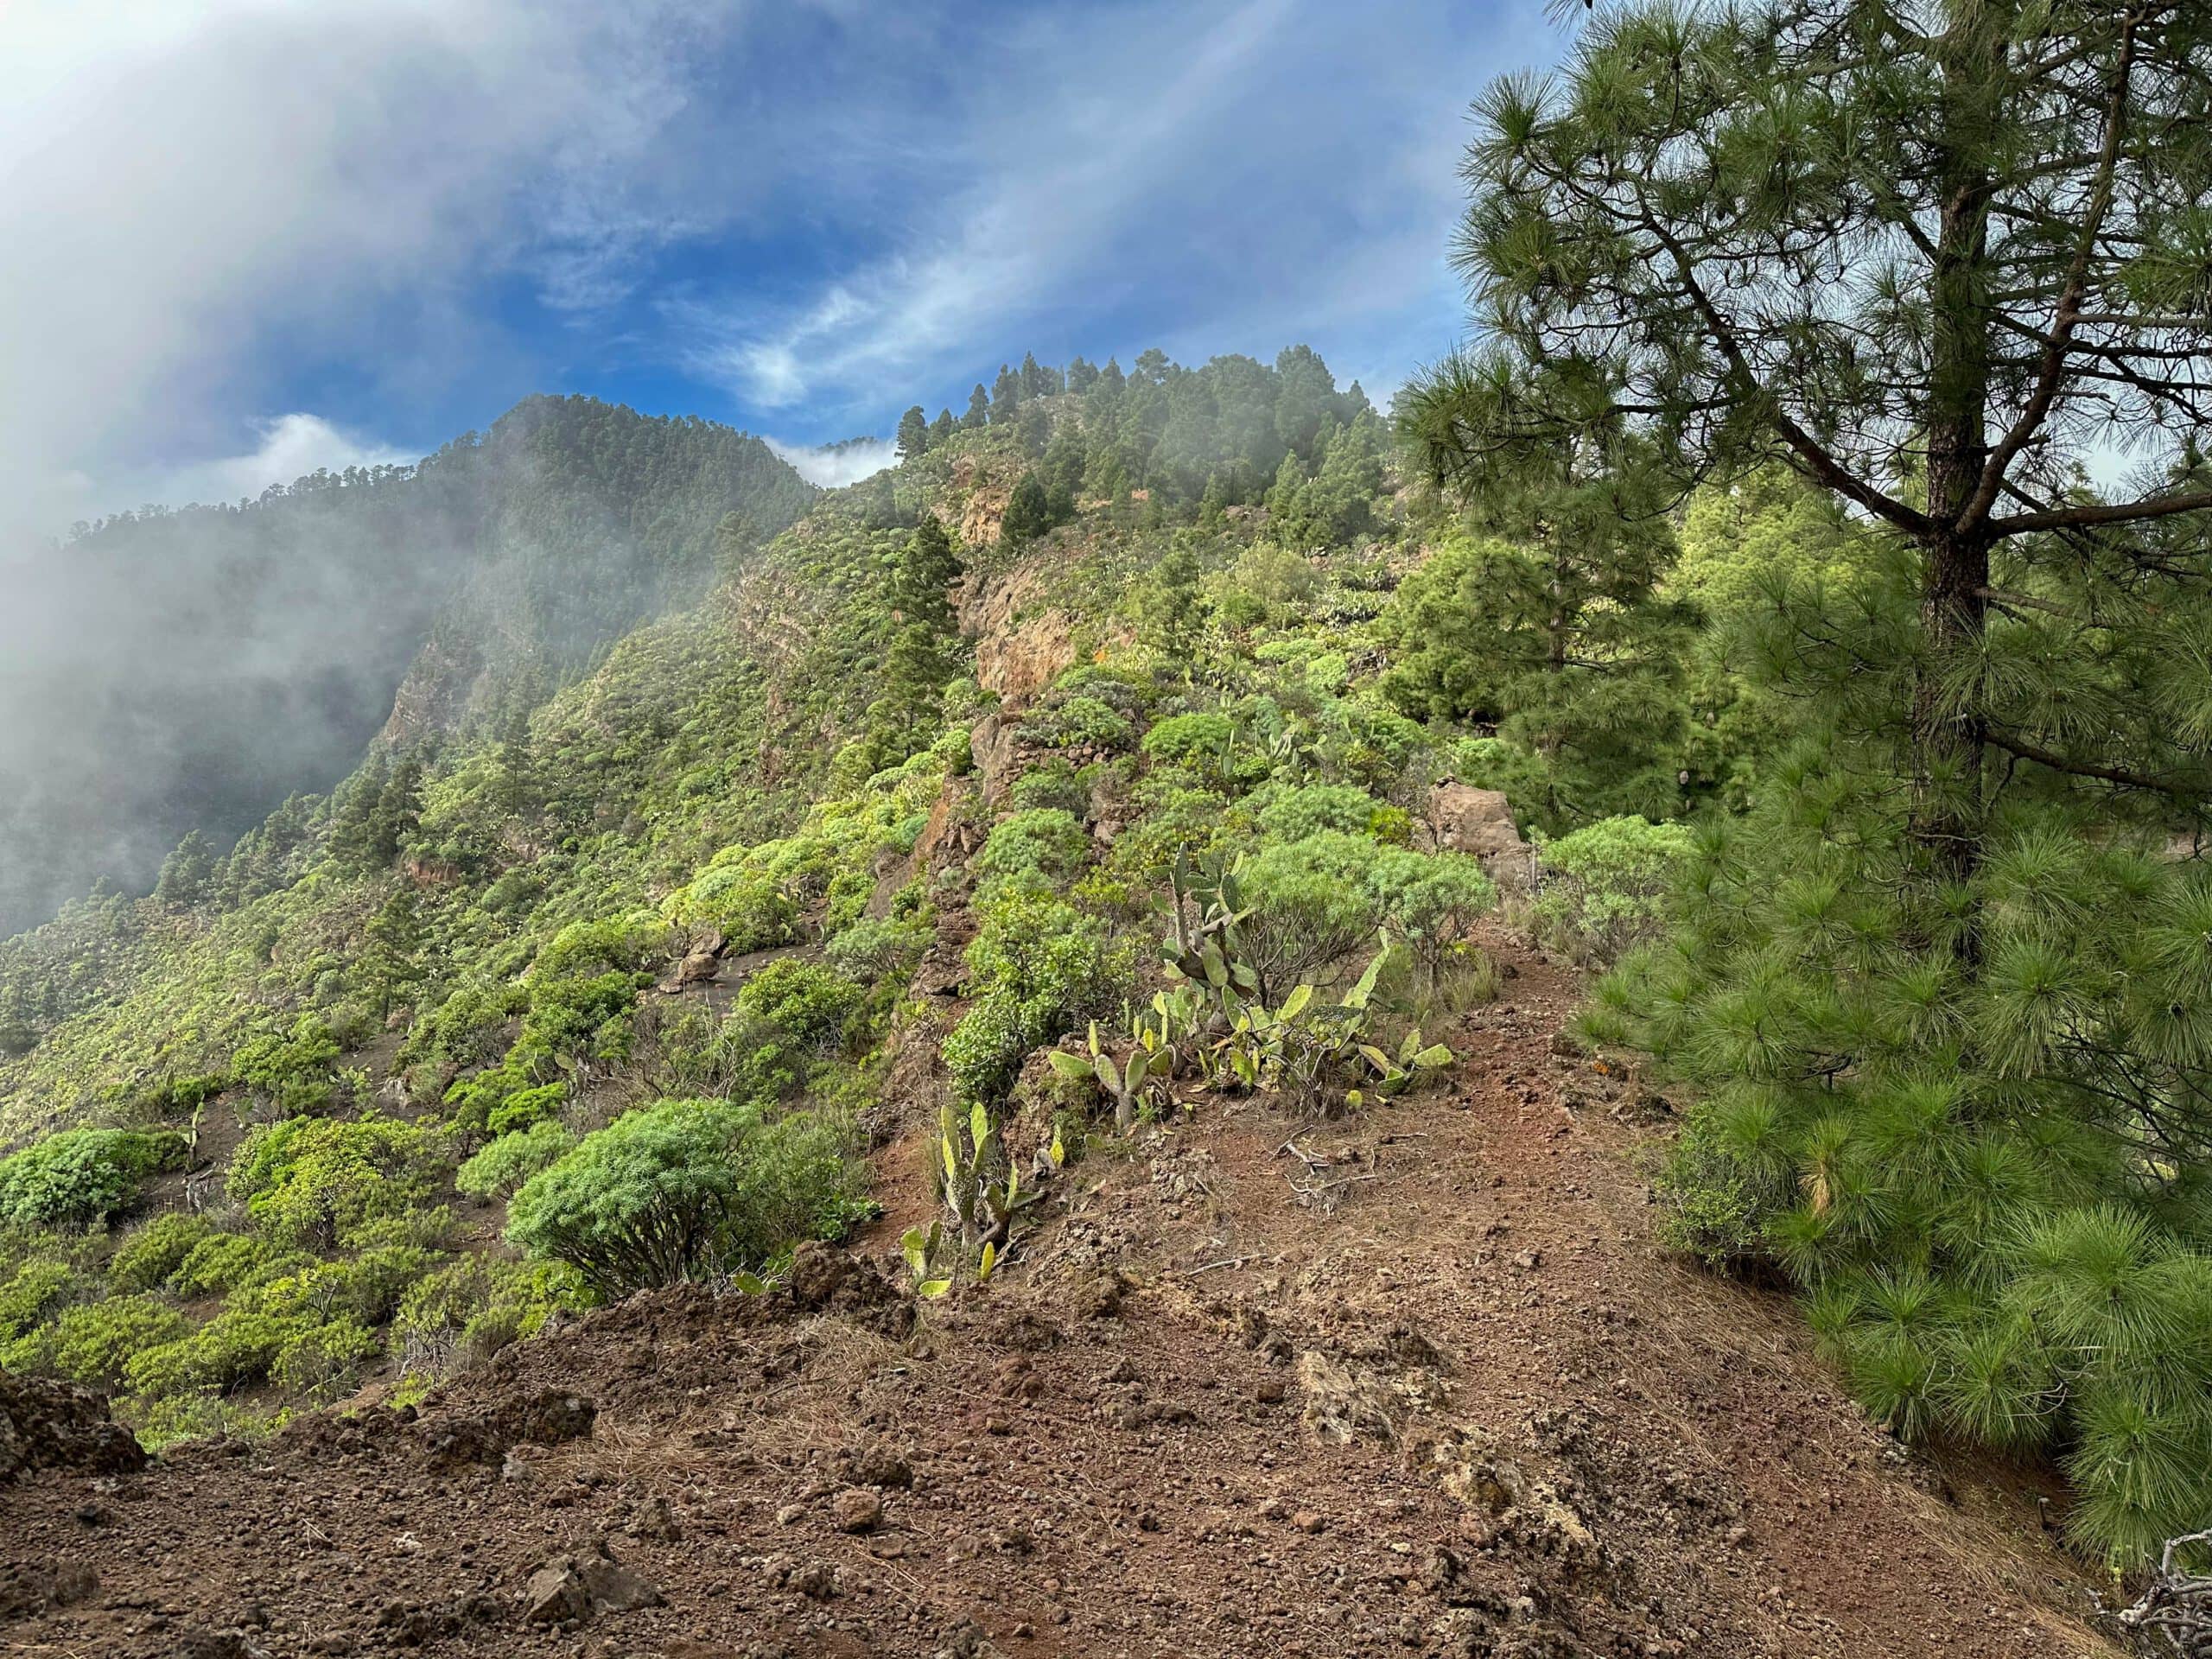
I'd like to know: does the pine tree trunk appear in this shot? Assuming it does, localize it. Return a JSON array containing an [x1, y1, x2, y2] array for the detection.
[[1910, 16, 1999, 920]]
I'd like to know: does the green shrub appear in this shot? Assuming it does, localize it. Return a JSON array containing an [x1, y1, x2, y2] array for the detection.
[[1236, 833, 1497, 998], [231, 1015, 344, 1114], [942, 989, 1054, 1109], [1023, 696, 1133, 751], [1141, 712, 1235, 772], [664, 867, 798, 953], [487, 1082, 567, 1135], [506, 1098, 863, 1297], [226, 1116, 450, 1250], [522, 969, 642, 1064], [735, 959, 864, 1053], [1247, 782, 1395, 843], [395, 1256, 583, 1371], [973, 809, 1092, 897], [945, 892, 1131, 1104], [110, 1212, 216, 1292], [1108, 785, 1233, 883], [270, 1317, 380, 1393], [823, 915, 930, 981], [45, 1294, 192, 1389], [410, 977, 527, 1067], [456, 1119, 575, 1202], [1531, 817, 1696, 964], [168, 1230, 282, 1298], [0, 1257, 75, 1341], [0, 1128, 185, 1229], [1008, 761, 1090, 816]]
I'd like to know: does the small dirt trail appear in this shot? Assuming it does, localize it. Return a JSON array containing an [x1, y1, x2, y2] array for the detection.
[[0, 932, 2120, 1658]]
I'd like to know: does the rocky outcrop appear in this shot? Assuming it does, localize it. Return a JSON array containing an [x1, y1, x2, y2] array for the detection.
[[0, 1370, 145, 1484], [1427, 784, 1525, 859], [1426, 784, 1537, 892]]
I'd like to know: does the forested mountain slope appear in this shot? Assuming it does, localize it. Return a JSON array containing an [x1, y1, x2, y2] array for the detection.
[[0, 327, 2198, 1655], [0, 396, 815, 937]]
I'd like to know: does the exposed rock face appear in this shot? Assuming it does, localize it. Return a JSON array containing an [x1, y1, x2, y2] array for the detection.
[[0, 1370, 145, 1484], [1427, 784, 1526, 860], [1427, 784, 1538, 890], [970, 713, 1022, 808]]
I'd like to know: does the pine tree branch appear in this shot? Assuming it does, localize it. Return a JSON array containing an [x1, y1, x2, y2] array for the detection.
[[1984, 728, 2194, 792], [1989, 491, 2212, 536], [1635, 210, 1932, 538], [1962, 6, 2144, 536]]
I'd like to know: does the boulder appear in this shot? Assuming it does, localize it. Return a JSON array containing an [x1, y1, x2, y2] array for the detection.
[[1427, 784, 1526, 861], [521, 1540, 662, 1624]]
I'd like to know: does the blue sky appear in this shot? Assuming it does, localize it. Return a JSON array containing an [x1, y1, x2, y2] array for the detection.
[[2, 0, 1564, 523]]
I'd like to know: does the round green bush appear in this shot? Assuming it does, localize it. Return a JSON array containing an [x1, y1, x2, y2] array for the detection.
[[0, 1128, 186, 1229], [505, 1098, 862, 1298]]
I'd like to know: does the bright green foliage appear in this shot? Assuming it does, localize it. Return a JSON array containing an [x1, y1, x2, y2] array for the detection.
[[735, 959, 863, 1053], [108, 1211, 217, 1292], [1022, 696, 1134, 753], [1236, 834, 1495, 1002], [1380, 520, 1691, 830], [663, 866, 798, 952], [486, 1082, 566, 1135], [1248, 781, 1404, 845], [1432, 0, 2212, 1567], [944, 893, 1130, 1106], [394, 1255, 582, 1371], [231, 1015, 344, 1115], [226, 1116, 451, 1250], [167, 1230, 284, 1298], [455, 1118, 575, 1202], [0, 1128, 183, 1228], [41, 1295, 192, 1389], [505, 1098, 863, 1298], [973, 809, 1093, 898], [1530, 817, 1695, 966], [1613, 789, 2212, 1561]]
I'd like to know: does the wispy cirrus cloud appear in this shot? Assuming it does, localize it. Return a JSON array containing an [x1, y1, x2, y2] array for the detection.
[[673, 0, 1549, 425]]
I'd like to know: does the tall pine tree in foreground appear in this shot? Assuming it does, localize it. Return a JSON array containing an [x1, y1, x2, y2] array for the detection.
[[1417, 0, 2212, 1562]]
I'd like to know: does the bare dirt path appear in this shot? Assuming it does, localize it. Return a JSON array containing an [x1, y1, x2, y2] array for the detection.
[[0, 932, 2121, 1658]]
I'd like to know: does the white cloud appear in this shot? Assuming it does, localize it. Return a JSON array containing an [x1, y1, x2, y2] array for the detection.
[[766, 435, 897, 489], [687, 0, 1300, 410], [0, 0, 751, 536], [677, 0, 1538, 422], [155, 415, 416, 509]]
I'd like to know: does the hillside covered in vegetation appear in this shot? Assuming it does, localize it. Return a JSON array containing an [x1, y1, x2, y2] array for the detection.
[[3, 8, 2212, 1647], [0, 396, 817, 938]]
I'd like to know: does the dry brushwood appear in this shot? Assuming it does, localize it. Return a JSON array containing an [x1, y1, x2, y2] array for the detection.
[[2118, 1530, 2212, 1656]]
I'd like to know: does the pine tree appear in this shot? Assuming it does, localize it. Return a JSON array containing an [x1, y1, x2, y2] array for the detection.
[[931, 409, 957, 445], [895, 405, 931, 462], [885, 517, 961, 633], [999, 473, 1059, 549], [1424, 0, 2212, 1563], [963, 385, 990, 429], [370, 756, 426, 867], [991, 363, 1023, 416], [361, 886, 423, 1020], [1066, 357, 1100, 393], [153, 830, 214, 907]]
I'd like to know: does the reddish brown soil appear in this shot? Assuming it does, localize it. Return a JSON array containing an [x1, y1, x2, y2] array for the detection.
[[0, 937, 2125, 1658]]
